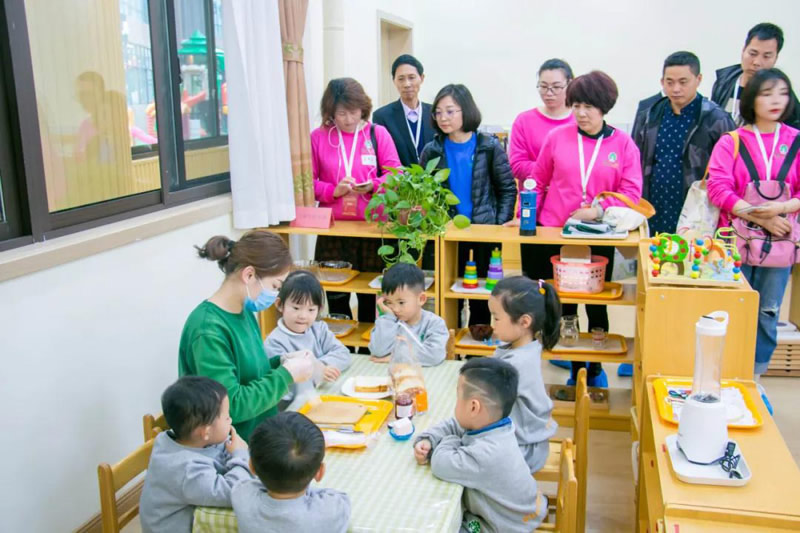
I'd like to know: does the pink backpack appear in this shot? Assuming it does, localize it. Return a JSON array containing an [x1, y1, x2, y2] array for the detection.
[[731, 132, 800, 267]]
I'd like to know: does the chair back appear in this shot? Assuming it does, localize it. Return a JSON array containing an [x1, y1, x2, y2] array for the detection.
[[97, 438, 155, 533], [142, 412, 168, 442]]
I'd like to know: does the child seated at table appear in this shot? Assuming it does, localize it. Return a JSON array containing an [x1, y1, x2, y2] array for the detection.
[[368, 262, 448, 366], [265, 270, 351, 406], [140, 376, 252, 533], [413, 358, 546, 532], [488, 276, 560, 473], [232, 412, 351, 533]]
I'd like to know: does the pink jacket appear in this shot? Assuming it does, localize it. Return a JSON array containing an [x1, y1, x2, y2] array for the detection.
[[533, 124, 643, 226], [708, 125, 800, 227], [311, 122, 401, 221]]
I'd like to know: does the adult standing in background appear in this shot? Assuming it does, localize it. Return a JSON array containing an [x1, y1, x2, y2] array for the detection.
[[373, 54, 434, 167], [633, 51, 735, 236], [311, 78, 401, 321], [712, 22, 800, 129]]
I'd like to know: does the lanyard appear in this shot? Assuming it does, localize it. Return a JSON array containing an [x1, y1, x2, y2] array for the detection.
[[753, 123, 781, 180], [578, 132, 604, 202], [337, 123, 362, 178], [404, 105, 422, 159], [731, 76, 742, 122]]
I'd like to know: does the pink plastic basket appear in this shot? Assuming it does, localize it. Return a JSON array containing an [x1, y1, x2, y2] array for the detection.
[[550, 255, 609, 294]]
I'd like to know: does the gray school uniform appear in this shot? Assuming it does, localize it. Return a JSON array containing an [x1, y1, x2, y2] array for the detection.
[[494, 341, 558, 473], [265, 320, 352, 404], [232, 479, 351, 533], [139, 431, 252, 533], [416, 417, 546, 533], [368, 309, 448, 366]]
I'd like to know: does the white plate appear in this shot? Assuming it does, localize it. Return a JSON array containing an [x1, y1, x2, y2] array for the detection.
[[665, 434, 751, 486], [340, 376, 393, 400]]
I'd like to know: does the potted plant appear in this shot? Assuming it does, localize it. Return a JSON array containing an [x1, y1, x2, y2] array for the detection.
[[365, 158, 470, 267]]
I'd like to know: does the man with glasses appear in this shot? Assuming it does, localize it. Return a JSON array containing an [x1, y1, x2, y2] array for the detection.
[[372, 54, 434, 167], [632, 51, 734, 237], [711, 22, 800, 128]]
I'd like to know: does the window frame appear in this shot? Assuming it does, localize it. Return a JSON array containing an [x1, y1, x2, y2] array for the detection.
[[0, 0, 231, 251]]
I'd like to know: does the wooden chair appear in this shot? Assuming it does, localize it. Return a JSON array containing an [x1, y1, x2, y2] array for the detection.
[[535, 367, 589, 533], [142, 412, 168, 442], [97, 438, 155, 533], [446, 329, 456, 360], [537, 439, 578, 532]]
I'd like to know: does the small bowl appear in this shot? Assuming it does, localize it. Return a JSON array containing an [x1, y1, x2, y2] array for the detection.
[[469, 324, 494, 341], [326, 313, 351, 322], [320, 260, 352, 270], [389, 424, 415, 441]]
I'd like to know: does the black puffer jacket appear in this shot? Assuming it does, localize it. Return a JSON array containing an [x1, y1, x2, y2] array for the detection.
[[632, 93, 735, 200], [419, 133, 517, 224], [711, 64, 800, 129]]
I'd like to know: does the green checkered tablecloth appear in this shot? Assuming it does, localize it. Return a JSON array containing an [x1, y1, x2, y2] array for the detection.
[[194, 356, 465, 533]]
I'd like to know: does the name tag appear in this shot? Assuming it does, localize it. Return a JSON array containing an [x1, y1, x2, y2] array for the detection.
[[361, 154, 377, 167]]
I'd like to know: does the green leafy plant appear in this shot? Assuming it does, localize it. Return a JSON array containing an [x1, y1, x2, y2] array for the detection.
[[365, 157, 471, 267]]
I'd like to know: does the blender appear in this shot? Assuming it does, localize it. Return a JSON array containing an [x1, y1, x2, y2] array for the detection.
[[677, 311, 729, 464]]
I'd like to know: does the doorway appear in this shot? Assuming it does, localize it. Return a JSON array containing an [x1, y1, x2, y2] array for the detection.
[[378, 15, 412, 107]]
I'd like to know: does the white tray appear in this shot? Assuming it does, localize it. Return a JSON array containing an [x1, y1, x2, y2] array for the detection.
[[450, 279, 493, 294], [665, 434, 751, 486], [561, 228, 630, 239], [339, 376, 393, 400]]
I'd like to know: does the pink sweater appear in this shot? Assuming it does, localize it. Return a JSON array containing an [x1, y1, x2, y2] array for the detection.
[[509, 108, 575, 181], [311, 122, 401, 220], [533, 124, 643, 226], [708, 125, 800, 227]]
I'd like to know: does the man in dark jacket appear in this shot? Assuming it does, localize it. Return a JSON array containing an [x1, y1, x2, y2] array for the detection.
[[632, 51, 735, 235], [711, 22, 800, 129], [372, 55, 434, 167]]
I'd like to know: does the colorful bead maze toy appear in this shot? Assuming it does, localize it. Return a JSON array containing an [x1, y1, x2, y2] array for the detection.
[[484, 247, 504, 291], [647, 228, 743, 287], [462, 249, 479, 289]]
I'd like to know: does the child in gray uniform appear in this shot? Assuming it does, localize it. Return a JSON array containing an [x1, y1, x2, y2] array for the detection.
[[140, 377, 253, 533], [414, 358, 546, 532], [368, 263, 448, 366], [488, 276, 560, 473], [232, 411, 351, 533], [265, 270, 351, 407]]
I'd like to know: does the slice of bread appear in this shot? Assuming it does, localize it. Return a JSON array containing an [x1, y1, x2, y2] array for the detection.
[[395, 375, 425, 395], [354, 375, 391, 393]]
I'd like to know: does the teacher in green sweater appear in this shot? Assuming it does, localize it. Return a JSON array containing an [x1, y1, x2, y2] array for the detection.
[[179, 230, 313, 440]]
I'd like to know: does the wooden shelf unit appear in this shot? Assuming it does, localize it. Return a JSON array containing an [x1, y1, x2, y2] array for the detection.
[[258, 221, 439, 341]]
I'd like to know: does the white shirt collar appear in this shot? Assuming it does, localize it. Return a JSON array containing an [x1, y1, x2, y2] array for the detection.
[[401, 99, 422, 122]]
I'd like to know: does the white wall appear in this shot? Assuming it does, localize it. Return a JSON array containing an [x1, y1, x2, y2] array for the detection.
[[0, 214, 237, 532], [313, 1, 800, 130]]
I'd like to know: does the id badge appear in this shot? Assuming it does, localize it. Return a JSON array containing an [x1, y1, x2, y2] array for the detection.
[[361, 154, 377, 167], [341, 192, 358, 217]]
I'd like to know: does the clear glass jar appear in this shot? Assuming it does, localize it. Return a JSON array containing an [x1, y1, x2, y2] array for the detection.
[[560, 315, 579, 346]]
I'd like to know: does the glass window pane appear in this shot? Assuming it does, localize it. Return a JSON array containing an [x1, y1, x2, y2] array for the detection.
[[174, 0, 230, 183], [24, 0, 161, 213]]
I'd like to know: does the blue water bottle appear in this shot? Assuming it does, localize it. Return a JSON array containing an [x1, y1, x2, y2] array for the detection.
[[520, 179, 537, 236]]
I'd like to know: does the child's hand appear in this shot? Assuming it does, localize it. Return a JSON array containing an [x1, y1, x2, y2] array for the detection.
[[322, 365, 341, 382], [376, 296, 394, 317], [414, 439, 432, 465], [369, 355, 390, 364], [226, 427, 248, 454]]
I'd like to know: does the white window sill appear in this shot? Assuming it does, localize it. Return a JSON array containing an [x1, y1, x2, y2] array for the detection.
[[0, 195, 232, 283]]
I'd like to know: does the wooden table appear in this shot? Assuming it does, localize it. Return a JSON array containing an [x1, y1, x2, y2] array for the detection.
[[194, 356, 465, 533], [637, 376, 800, 532]]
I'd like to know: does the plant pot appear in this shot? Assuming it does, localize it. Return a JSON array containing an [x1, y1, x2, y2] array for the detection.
[[397, 205, 426, 225]]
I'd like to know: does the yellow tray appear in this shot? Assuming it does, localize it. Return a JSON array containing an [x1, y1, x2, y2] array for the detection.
[[454, 327, 500, 352], [551, 333, 628, 355], [653, 378, 763, 429], [546, 279, 624, 300], [361, 327, 372, 341], [319, 269, 360, 287], [323, 318, 358, 338], [298, 395, 393, 447]]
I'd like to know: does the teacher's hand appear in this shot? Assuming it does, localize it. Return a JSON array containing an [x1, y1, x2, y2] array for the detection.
[[759, 215, 793, 237], [284, 356, 314, 383], [333, 177, 355, 198], [570, 206, 601, 221]]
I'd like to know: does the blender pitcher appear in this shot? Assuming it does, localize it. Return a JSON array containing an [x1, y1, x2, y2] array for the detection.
[[677, 311, 729, 464]]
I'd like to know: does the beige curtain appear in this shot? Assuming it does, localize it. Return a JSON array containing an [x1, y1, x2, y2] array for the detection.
[[279, 0, 314, 207]]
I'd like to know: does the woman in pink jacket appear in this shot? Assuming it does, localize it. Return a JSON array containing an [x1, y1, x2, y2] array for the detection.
[[311, 78, 401, 320], [526, 71, 643, 387], [708, 68, 800, 380]]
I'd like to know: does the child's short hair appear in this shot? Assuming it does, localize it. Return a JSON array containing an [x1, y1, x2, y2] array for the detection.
[[492, 276, 562, 350], [460, 358, 519, 419], [162, 376, 228, 440], [381, 262, 425, 294], [249, 412, 326, 493], [278, 270, 326, 310]]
